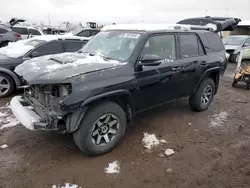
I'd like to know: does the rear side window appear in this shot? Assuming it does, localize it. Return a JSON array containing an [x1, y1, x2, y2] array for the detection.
[[89, 30, 100, 37], [179, 34, 204, 58], [0, 28, 8, 34], [32, 41, 63, 56], [63, 40, 88, 52], [30, 29, 41, 35], [205, 33, 225, 52], [12, 27, 28, 35], [77, 30, 90, 37]]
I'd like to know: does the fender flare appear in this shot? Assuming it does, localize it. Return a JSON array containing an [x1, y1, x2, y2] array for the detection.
[[0, 68, 20, 87], [66, 89, 133, 133], [81, 89, 132, 107], [192, 67, 220, 94]]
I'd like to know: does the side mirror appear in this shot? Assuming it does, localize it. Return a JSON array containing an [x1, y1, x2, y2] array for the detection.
[[30, 51, 39, 58], [140, 54, 162, 66], [243, 43, 250, 47]]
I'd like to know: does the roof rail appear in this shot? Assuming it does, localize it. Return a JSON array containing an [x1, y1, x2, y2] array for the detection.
[[101, 24, 214, 32]]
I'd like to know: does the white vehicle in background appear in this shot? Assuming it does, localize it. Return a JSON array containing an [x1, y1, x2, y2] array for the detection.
[[12, 26, 44, 39]]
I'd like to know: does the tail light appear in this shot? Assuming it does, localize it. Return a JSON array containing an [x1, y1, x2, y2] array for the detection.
[[13, 33, 21, 38]]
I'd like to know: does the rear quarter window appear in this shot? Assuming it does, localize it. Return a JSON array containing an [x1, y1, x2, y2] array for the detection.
[[12, 27, 28, 35], [205, 33, 225, 52]]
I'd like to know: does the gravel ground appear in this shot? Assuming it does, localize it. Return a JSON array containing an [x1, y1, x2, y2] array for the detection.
[[0, 63, 250, 188]]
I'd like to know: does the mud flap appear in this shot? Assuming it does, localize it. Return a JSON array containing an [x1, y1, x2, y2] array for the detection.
[[66, 107, 88, 133]]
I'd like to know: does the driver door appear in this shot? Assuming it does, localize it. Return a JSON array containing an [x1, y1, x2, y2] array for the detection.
[[134, 33, 182, 112]]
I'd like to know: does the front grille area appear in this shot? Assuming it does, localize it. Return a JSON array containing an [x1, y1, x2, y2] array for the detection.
[[24, 85, 65, 117]]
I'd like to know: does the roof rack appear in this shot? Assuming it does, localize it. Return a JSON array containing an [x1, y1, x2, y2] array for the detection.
[[101, 24, 214, 32]]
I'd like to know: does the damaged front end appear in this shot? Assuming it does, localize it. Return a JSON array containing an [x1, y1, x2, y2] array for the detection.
[[11, 83, 84, 132]]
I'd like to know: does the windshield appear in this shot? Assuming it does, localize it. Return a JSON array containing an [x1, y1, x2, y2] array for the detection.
[[222, 36, 246, 46], [79, 31, 141, 61], [0, 39, 46, 58]]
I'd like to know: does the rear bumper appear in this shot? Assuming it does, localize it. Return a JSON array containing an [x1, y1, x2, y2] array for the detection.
[[10, 96, 47, 130]]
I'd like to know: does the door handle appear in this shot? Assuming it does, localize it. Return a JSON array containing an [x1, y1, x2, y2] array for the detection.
[[200, 61, 207, 66], [172, 66, 182, 71]]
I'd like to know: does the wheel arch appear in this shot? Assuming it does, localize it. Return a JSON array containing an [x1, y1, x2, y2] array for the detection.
[[193, 67, 220, 95], [0, 68, 20, 88], [66, 90, 133, 133]]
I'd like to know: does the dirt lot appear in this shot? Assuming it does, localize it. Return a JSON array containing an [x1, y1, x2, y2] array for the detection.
[[1, 63, 250, 188]]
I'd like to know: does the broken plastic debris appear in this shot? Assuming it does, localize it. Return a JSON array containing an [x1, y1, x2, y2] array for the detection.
[[105, 161, 120, 174], [164, 149, 175, 156], [0, 144, 8, 149]]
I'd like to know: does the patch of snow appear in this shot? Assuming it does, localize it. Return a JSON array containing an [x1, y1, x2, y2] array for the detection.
[[0, 115, 20, 130], [166, 168, 173, 173], [105, 161, 120, 174], [210, 111, 228, 127], [164, 149, 175, 156], [52, 183, 81, 188], [142, 133, 167, 150], [0, 103, 19, 130], [0, 144, 8, 149], [0, 41, 34, 58], [189, 123, 192, 125]]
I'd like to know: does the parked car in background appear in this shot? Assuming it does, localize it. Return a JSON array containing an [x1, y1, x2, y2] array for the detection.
[[11, 17, 239, 156], [66, 27, 100, 38], [0, 26, 21, 47], [0, 35, 89, 97], [0, 18, 25, 47], [12, 26, 44, 39], [222, 35, 250, 62], [242, 47, 250, 61]]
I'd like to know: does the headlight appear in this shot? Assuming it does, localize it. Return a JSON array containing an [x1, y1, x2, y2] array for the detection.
[[51, 84, 72, 97]]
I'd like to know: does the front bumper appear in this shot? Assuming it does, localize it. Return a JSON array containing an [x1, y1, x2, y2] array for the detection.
[[10, 96, 47, 130]]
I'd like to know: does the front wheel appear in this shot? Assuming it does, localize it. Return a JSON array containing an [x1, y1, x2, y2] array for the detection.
[[0, 73, 15, 98], [73, 101, 127, 156], [189, 78, 215, 111]]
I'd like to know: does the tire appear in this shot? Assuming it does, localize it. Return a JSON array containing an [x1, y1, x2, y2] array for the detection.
[[189, 78, 215, 111], [73, 101, 127, 156], [0, 41, 9, 48], [232, 79, 237, 87], [246, 84, 249, 90], [0, 73, 15, 98]]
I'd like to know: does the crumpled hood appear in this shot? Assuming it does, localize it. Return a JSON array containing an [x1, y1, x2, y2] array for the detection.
[[14, 52, 125, 84]]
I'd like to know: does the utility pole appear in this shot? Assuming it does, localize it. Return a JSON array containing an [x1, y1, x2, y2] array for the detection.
[[48, 13, 51, 26]]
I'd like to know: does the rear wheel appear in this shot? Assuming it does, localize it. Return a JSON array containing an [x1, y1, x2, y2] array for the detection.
[[73, 101, 127, 156], [232, 79, 237, 87], [0, 73, 15, 98], [189, 78, 215, 111]]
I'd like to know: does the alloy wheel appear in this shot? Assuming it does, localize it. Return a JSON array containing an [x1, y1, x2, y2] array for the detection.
[[201, 85, 212, 105], [91, 114, 120, 146], [0, 76, 10, 96]]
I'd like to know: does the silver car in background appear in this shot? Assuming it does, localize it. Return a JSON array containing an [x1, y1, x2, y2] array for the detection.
[[223, 35, 250, 62], [0, 18, 24, 47]]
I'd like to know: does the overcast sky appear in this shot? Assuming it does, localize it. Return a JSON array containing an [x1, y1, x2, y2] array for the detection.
[[1, 0, 250, 25]]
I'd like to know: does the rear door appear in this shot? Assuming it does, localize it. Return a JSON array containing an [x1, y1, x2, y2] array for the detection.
[[174, 33, 208, 96]]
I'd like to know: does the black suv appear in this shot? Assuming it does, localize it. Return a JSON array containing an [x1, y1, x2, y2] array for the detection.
[[11, 18, 240, 156]]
